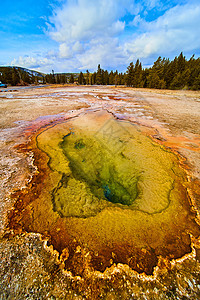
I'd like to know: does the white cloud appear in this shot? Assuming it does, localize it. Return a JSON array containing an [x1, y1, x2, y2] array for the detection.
[[46, 0, 200, 72], [72, 41, 84, 53], [125, 2, 200, 59], [10, 1, 200, 72], [78, 38, 127, 70], [59, 43, 72, 58], [48, 0, 138, 43], [10, 56, 53, 70], [45, 0, 144, 71]]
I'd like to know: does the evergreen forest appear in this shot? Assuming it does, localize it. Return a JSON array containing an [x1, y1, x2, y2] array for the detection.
[[1, 53, 200, 90]]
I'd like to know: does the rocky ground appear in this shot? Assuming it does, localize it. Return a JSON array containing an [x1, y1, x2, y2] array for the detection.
[[0, 85, 200, 299]]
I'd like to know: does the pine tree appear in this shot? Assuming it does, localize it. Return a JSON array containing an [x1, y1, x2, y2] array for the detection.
[[170, 72, 185, 89], [103, 70, 109, 85], [96, 64, 102, 85], [109, 71, 114, 85], [69, 74, 74, 83], [86, 70, 90, 85], [126, 62, 134, 86], [147, 72, 160, 88], [78, 72, 84, 84], [60, 74, 66, 84], [164, 59, 178, 88], [91, 72, 96, 85], [114, 71, 119, 86], [134, 59, 143, 87], [192, 74, 200, 90], [177, 52, 186, 74], [56, 74, 61, 84]]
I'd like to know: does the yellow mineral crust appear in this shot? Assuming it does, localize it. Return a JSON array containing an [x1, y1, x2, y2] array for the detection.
[[8, 110, 200, 275]]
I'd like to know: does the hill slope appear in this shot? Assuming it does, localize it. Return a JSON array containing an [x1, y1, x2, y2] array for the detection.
[[0, 66, 45, 86]]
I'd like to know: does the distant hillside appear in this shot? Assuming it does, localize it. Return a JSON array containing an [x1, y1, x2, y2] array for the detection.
[[0, 66, 81, 85], [0, 66, 45, 77], [15, 66, 45, 77], [0, 66, 45, 86]]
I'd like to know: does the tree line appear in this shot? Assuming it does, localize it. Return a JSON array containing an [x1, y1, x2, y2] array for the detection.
[[1, 53, 200, 90], [77, 66, 126, 85], [126, 52, 200, 90], [80, 53, 200, 90]]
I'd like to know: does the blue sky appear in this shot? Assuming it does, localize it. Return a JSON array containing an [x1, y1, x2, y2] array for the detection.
[[0, 0, 200, 73]]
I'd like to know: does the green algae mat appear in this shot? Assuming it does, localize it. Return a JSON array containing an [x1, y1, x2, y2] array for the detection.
[[9, 110, 200, 275]]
